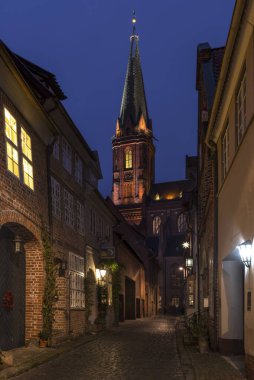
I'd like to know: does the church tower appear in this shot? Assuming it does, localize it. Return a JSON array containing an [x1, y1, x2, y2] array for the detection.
[[112, 13, 155, 225]]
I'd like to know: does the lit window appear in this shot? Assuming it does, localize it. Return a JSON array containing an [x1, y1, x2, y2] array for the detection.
[[6, 142, 19, 177], [62, 138, 72, 173], [21, 128, 32, 161], [5, 108, 19, 178], [51, 177, 61, 219], [236, 72, 246, 145], [69, 252, 85, 309], [21, 128, 34, 189], [23, 158, 34, 190], [222, 125, 229, 179], [75, 154, 83, 185], [153, 216, 161, 235], [177, 213, 187, 233], [64, 189, 74, 227], [77, 201, 85, 236], [5, 108, 17, 146], [125, 148, 132, 169]]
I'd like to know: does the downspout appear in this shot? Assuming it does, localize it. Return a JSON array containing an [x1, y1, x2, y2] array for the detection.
[[207, 139, 218, 350]]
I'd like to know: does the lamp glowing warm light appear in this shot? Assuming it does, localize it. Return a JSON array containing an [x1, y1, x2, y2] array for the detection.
[[186, 258, 193, 269], [178, 267, 184, 271], [238, 240, 252, 268], [182, 241, 190, 249], [100, 269, 107, 280], [96, 268, 107, 282]]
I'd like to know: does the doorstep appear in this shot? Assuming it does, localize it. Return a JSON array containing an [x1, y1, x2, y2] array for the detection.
[[0, 331, 104, 380]]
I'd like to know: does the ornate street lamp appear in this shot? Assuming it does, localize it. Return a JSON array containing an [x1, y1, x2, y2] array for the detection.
[[238, 240, 252, 268]]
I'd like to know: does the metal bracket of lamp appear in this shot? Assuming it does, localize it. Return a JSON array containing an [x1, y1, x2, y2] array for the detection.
[[238, 240, 252, 268]]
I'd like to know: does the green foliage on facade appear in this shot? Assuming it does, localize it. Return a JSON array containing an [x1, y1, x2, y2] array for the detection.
[[84, 271, 95, 324], [103, 261, 124, 326], [41, 221, 57, 343]]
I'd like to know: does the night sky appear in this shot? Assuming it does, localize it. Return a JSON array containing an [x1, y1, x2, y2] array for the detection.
[[0, 1, 235, 196]]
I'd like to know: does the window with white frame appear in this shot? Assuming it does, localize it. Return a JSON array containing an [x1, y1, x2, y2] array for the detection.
[[222, 125, 229, 180], [69, 252, 85, 309], [236, 72, 246, 145], [62, 138, 72, 173], [21, 127, 34, 190], [4, 108, 34, 189], [51, 177, 61, 219], [64, 189, 74, 227], [75, 154, 83, 185], [77, 200, 85, 235], [53, 137, 60, 160], [177, 213, 188, 233], [153, 216, 161, 236]]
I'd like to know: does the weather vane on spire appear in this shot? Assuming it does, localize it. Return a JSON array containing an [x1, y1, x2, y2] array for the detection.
[[131, 10, 139, 41]]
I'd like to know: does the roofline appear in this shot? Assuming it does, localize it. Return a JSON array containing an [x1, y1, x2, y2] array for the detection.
[[205, 1, 248, 145], [0, 41, 57, 137]]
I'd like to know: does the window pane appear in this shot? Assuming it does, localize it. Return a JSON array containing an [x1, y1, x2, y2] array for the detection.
[[5, 108, 17, 146], [23, 158, 34, 190], [6, 142, 19, 178], [21, 128, 32, 160]]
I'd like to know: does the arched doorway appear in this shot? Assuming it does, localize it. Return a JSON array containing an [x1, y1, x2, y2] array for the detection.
[[0, 226, 25, 350], [0, 222, 43, 350]]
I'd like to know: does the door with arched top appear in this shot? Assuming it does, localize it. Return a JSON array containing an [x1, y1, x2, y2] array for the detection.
[[0, 227, 25, 350]]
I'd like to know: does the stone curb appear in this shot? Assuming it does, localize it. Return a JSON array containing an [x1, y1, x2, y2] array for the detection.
[[0, 332, 105, 380], [175, 328, 196, 380]]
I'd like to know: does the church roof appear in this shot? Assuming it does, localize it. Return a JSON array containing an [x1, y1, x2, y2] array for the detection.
[[149, 180, 194, 202], [119, 25, 151, 131]]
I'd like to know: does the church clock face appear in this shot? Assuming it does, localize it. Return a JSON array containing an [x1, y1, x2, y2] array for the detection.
[[124, 172, 133, 181]]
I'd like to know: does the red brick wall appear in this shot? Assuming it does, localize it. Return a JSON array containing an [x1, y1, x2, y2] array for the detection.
[[0, 89, 50, 344]]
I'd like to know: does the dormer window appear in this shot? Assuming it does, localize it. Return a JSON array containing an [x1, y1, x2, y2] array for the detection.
[[125, 148, 133, 169]]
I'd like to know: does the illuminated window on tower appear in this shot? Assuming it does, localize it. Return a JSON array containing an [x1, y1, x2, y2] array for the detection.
[[125, 148, 132, 169]]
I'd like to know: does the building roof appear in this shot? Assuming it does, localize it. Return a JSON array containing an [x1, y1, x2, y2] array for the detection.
[[1, 41, 67, 101], [119, 30, 151, 132], [148, 180, 194, 202]]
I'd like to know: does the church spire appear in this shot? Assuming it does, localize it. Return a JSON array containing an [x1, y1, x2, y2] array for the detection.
[[119, 12, 151, 133]]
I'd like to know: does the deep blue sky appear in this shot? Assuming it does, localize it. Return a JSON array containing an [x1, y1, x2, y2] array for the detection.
[[0, 1, 235, 196]]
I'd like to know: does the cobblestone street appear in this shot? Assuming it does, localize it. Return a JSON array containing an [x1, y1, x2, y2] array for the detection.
[[13, 317, 184, 380]]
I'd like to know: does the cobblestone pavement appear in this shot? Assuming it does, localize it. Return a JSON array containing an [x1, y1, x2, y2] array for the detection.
[[14, 316, 184, 380]]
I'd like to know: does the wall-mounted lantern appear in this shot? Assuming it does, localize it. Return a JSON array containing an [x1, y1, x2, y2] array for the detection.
[[238, 240, 252, 268], [14, 235, 23, 254], [186, 257, 193, 270], [96, 268, 107, 283], [59, 260, 67, 277], [54, 258, 67, 277]]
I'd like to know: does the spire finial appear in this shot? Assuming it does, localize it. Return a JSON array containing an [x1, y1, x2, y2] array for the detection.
[[132, 10, 137, 35], [130, 10, 139, 42]]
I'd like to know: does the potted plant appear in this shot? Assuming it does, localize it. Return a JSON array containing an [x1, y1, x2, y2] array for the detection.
[[38, 331, 48, 348]]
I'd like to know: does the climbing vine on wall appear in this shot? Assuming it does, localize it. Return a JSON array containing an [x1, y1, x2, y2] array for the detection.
[[103, 261, 124, 326], [41, 221, 58, 343]]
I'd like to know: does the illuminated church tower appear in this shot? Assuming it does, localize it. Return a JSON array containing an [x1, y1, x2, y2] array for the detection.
[[112, 13, 155, 224]]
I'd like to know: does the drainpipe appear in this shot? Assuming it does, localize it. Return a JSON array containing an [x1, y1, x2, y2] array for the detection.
[[212, 143, 219, 350]]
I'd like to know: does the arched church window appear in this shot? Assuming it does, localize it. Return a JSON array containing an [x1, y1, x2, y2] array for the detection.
[[125, 148, 132, 169], [177, 213, 188, 233], [153, 216, 161, 236]]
